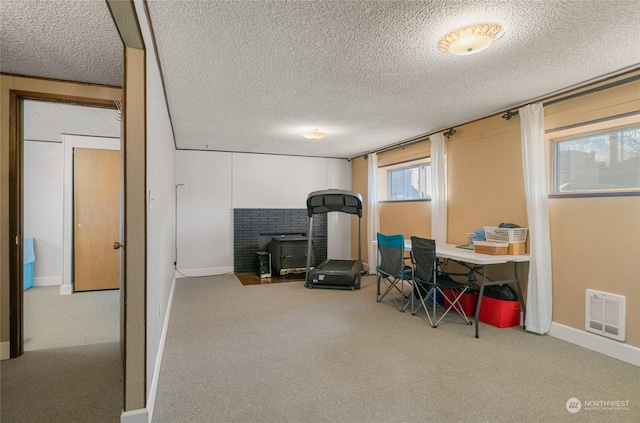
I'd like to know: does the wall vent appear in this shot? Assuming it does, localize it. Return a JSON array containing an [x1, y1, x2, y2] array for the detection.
[[585, 289, 625, 342]]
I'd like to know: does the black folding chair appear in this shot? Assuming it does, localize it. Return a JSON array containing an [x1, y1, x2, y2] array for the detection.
[[410, 236, 476, 327]]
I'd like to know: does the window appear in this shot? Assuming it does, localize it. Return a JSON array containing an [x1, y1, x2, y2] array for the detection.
[[551, 123, 640, 195], [378, 158, 431, 201]]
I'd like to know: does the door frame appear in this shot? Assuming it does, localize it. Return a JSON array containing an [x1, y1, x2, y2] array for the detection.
[[8, 91, 118, 358], [107, 0, 148, 411]]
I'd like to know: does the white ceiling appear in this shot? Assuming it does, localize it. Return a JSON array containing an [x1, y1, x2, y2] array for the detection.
[[2, 1, 639, 158], [23, 100, 121, 143]]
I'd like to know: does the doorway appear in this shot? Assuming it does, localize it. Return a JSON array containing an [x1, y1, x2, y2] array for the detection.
[[2, 97, 124, 421], [22, 101, 122, 294], [21, 99, 122, 336]]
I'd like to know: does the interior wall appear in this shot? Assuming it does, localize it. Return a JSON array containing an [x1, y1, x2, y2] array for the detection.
[[351, 71, 640, 350], [379, 201, 431, 239], [544, 75, 640, 348], [175, 151, 352, 276], [447, 114, 528, 245], [23, 140, 63, 286], [549, 196, 639, 339], [446, 108, 531, 304], [232, 153, 345, 208], [377, 140, 430, 167], [144, 58, 176, 402], [350, 157, 368, 264], [175, 150, 232, 275], [133, 0, 178, 406], [0, 74, 121, 359]]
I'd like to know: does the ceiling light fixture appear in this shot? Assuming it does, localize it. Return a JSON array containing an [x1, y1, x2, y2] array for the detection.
[[302, 130, 327, 140], [438, 23, 503, 55]]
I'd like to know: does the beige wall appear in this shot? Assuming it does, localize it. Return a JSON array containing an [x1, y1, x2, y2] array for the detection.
[[549, 196, 639, 338], [0, 74, 121, 350], [447, 115, 528, 245], [379, 201, 431, 239], [352, 71, 640, 348], [545, 75, 640, 347], [351, 157, 368, 263], [377, 140, 430, 167]]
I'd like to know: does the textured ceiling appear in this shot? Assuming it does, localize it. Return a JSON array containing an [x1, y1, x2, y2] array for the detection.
[[0, 0, 122, 86], [2, 1, 639, 159], [146, 0, 640, 158]]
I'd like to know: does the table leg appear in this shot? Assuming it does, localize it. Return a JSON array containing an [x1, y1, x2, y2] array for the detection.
[[474, 265, 487, 338], [513, 262, 526, 330]]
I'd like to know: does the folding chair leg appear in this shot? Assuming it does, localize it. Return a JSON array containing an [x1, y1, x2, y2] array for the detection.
[[377, 274, 408, 311], [411, 284, 436, 327], [433, 287, 473, 327], [377, 276, 397, 303]]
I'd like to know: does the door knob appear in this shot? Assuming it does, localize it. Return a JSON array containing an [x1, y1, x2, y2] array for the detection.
[[113, 241, 125, 250]]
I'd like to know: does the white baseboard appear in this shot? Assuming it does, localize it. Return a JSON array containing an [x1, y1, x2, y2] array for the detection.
[[59, 284, 73, 295], [549, 322, 640, 367], [174, 266, 234, 278], [34, 276, 61, 286], [147, 275, 177, 423], [1, 341, 10, 360], [120, 408, 148, 423]]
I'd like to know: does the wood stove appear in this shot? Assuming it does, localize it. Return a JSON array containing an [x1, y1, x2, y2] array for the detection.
[[269, 235, 315, 276]]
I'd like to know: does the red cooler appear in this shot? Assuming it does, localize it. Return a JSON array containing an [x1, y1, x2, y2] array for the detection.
[[478, 296, 520, 328]]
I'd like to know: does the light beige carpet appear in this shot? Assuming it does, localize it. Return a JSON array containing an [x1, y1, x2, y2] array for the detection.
[[23, 286, 120, 351], [1, 286, 122, 423], [152, 274, 639, 423]]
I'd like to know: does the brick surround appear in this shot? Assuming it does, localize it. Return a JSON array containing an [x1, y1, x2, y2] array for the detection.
[[233, 208, 327, 274]]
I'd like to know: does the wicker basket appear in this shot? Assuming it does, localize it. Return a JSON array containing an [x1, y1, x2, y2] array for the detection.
[[484, 226, 528, 243], [508, 242, 526, 255], [474, 241, 509, 255]]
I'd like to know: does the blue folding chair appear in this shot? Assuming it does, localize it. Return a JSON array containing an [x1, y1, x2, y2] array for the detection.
[[376, 233, 413, 311]]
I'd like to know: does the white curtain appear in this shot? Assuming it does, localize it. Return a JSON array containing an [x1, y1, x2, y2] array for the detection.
[[520, 103, 553, 334], [367, 153, 380, 274], [430, 132, 447, 244]]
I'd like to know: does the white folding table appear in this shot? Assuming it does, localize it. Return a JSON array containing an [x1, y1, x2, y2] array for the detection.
[[406, 241, 530, 338]]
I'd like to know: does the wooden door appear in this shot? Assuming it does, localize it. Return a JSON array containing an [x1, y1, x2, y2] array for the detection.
[[74, 148, 120, 291]]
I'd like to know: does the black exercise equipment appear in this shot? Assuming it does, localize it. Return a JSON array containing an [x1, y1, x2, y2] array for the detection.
[[305, 189, 363, 290]]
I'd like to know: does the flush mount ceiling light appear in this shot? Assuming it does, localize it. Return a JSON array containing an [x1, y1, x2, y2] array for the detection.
[[302, 130, 327, 140], [438, 23, 503, 55]]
